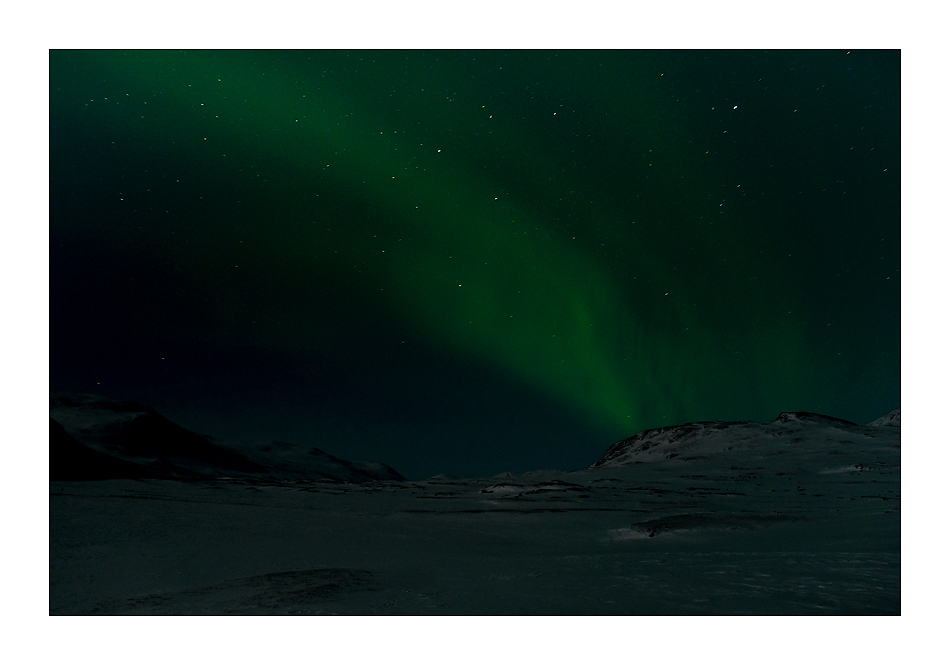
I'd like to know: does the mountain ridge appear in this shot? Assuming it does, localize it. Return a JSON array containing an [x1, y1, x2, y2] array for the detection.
[[50, 393, 405, 482], [590, 409, 900, 470]]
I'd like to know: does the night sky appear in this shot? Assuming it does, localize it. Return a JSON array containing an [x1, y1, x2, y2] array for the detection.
[[49, 50, 900, 480]]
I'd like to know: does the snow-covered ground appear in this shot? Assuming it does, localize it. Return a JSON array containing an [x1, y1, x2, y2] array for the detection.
[[50, 398, 900, 614]]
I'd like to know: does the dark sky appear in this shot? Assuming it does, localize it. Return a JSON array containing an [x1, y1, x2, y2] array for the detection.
[[49, 50, 900, 479]]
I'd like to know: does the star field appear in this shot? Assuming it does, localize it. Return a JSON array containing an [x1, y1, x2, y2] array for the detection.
[[50, 50, 900, 478]]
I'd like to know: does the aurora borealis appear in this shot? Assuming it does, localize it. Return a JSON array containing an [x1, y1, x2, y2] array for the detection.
[[49, 50, 900, 479]]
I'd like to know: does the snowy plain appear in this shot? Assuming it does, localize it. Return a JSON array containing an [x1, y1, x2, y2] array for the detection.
[[49, 395, 900, 615]]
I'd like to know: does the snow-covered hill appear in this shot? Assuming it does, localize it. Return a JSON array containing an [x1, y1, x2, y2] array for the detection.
[[50, 418, 158, 481], [868, 408, 901, 427], [50, 393, 404, 482], [590, 411, 900, 470]]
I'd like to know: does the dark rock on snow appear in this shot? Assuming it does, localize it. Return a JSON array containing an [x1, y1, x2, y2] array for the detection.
[[49, 418, 157, 481]]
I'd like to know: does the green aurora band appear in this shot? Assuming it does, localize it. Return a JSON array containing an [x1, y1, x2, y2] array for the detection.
[[57, 50, 892, 440]]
